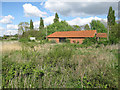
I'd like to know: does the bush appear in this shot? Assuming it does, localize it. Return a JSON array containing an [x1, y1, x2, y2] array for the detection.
[[50, 39, 56, 43], [82, 37, 97, 46], [77, 41, 79, 44], [73, 40, 76, 43], [10, 38, 18, 40], [19, 38, 29, 42], [65, 39, 70, 43], [98, 40, 109, 46], [43, 44, 75, 68]]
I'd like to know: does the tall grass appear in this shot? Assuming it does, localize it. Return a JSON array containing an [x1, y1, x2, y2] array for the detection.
[[2, 42, 118, 88]]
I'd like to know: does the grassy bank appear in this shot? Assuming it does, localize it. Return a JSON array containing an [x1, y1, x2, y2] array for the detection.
[[2, 42, 118, 88]]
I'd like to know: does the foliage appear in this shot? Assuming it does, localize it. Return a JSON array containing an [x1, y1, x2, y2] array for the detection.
[[18, 22, 29, 39], [53, 13, 59, 23], [49, 39, 56, 43], [65, 39, 70, 43], [47, 20, 73, 35], [2, 43, 118, 88], [39, 17, 44, 30], [107, 6, 115, 26], [19, 38, 29, 42], [84, 24, 90, 30], [21, 30, 46, 40], [82, 37, 97, 46], [109, 23, 119, 44], [73, 25, 81, 31], [90, 20, 107, 33], [30, 19, 34, 30]]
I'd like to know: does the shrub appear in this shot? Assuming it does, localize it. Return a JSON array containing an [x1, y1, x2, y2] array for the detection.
[[73, 40, 76, 43], [43, 44, 76, 70], [77, 41, 79, 44], [19, 38, 29, 42], [65, 39, 70, 43], [82, 37, 97, 46], [50, 39, 56, 43], [10, 37, 18, 40]]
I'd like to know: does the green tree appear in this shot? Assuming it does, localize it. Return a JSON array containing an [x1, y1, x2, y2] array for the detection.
[[90, 20, 107, 33], [73, 25, 81, 31], [47, 20, 73, 35], [107, 6, 115, 40], [39, 17, 44, 30], [18, 22, 29, 39], [109, 23, 119, 44], [53, 13, 59, 23], [84, 24, 90, 30], [30, 19, 34, 30]]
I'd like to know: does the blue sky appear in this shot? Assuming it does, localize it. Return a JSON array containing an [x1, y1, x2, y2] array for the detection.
[[0, 0, 118, 36]]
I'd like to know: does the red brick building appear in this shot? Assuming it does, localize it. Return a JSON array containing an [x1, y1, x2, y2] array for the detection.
[[47, 30, 98, 44]]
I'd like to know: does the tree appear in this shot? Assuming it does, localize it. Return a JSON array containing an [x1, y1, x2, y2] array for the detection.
[[90, 20, 107, 33], [39, 17, 44, 30], [109, 23, 119, 44], [18, 22, 29, 39], [30, 19, 34, 30], [107, 6, 115, 40], [84, 24, 90, 30], [53, 13, 59, 23], [73, 25, 81, 31], [47, 20, 73, 35]]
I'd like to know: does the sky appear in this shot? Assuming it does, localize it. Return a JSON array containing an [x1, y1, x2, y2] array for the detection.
[[0, 0, 119, 36]]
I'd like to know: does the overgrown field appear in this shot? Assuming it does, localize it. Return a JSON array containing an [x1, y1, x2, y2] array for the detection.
[[2, 41, 118, 88]]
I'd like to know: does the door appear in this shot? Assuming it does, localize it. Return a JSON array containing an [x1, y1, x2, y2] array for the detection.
[[59, 37, 66, 42]]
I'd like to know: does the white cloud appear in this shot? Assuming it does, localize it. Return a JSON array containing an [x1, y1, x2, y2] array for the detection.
[[0, 26, 5, 31], [44, 16, 55, 25], [67, 16, 106, 26], [44, 0, 119, 2], [33, 15, 61, 28], [40, 2, 44, 6], [4, 30, 18, 35], [45, 0, 118, 17], [0, 15, 14, 24], [23, 3, 47, 17], [7, 24, 18, 30]]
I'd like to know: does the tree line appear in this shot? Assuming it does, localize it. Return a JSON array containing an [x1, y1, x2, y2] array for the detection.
[[18, 6, 119, 44]]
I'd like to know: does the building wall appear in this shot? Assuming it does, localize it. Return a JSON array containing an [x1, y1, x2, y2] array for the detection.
[[48, 37, 85, 44], [68, 37, 85, 44]]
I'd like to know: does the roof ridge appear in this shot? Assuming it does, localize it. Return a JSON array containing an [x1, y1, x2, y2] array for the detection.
[[55, 30, 96, 32]]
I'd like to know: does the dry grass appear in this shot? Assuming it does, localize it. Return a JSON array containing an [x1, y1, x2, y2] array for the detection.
[[2, 42, 118, 88], [1, 41, 22, 53]]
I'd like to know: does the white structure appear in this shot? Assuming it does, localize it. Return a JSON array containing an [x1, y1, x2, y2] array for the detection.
[[30, 37, 36, 41]]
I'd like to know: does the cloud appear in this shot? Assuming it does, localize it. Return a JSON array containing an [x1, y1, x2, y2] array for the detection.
[[40, 2, 44, 6], [0, 26, 5, 31], [33, 16, 54, 28], [4, 30, 18, 35], [67, 16, 106, 26], [23, 3, 47, 17], [0, 15, 14, 24], [7, 24, 18, 30], [45, 0, 118, 17], [33, 15, 61, 28]]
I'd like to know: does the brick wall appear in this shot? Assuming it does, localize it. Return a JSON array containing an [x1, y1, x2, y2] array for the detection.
[[48, 37, 85, 44], [68, 37, 85, 44]]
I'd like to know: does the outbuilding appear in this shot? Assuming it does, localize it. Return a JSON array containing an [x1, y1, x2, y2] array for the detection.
[[47, 30, 98, 44]]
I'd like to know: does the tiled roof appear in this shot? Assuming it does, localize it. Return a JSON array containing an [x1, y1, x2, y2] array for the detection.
[[47, 30, 97, 38], [96, 33, 107, 38]]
